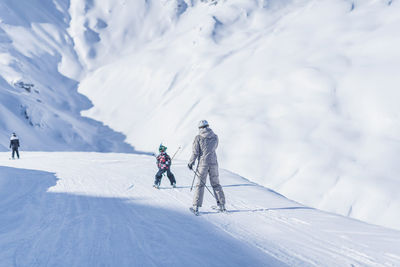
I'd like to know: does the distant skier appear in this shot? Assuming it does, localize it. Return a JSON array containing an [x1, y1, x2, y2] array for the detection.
[[188, 120, 225, 214], [9, 132, 20, 159], [154, 144, 176, 189]]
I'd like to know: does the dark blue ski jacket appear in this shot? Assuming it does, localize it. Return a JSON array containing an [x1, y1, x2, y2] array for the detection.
[[10, 136, 20, 149]]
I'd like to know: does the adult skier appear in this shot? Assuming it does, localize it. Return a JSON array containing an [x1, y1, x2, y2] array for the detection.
[[9, 132, 20, 159], [154, 144, 176, 189], [188, 120, 225, 215]]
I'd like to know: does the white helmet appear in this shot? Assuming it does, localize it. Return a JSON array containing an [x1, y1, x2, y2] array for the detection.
[[198, 120, 209, 128]]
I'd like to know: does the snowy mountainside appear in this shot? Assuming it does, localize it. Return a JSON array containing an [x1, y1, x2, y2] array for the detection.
[[1, 152, 399, 266], [1, 0, 400, 232], [74, 0, 400, 230], [0, 0, 133, 152]]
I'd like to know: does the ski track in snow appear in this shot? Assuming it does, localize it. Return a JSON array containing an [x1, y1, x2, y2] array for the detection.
[[1, 152, 399, 267]]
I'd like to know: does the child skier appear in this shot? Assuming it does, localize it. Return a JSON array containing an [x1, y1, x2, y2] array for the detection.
[[154, 144, 176, 189]]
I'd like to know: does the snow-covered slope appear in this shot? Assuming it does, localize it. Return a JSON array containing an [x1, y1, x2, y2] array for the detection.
[[72, 0, 400, 230], [0, 0, 133, 152], [1, 152, 399, 266], [1, 0, 399, 231]]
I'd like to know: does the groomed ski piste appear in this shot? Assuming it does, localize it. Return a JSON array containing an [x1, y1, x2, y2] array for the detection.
[[1, 152, 399, 266]]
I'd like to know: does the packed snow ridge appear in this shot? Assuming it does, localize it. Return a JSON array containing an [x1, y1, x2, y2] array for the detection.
[[1, 0, 400, 231]]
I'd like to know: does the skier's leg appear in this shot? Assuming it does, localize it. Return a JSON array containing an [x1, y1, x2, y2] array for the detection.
[[193, 166, 208, 207], [154, 169, 164, 186], [209, 164, 225, 205], [16, 149, 19, 159], [12, 148, 15, 159], [166, 169, 176, 185]]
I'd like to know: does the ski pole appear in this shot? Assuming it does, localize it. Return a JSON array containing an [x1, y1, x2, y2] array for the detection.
[[190, 169, 216, 200], [171, 146, 181, 160], [193, 169, 216, 200], [190, 163, 198, 192]]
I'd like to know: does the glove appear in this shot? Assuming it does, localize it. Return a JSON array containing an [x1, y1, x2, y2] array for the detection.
[[188, 163, 193, 170]]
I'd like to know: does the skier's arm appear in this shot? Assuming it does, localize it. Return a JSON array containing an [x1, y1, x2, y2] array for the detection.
[[188, 136, 200, 167], [165, 154, 171, 166]]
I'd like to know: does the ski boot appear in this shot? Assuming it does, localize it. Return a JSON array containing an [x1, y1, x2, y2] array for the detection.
[[218, 204, 226, 212], [189, 206, 199, 216], [172, 183, 176, 188], [153, 184, 160, 189]]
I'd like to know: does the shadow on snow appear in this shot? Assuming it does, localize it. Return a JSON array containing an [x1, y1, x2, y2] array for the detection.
[[0, 166, 285, 267]]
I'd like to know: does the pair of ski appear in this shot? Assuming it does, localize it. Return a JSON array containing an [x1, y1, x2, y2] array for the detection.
[[189, 206, 228, 216], [153, 184, 176, 189]]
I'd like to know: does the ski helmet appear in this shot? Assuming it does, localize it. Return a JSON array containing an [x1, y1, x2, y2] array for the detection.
[[198, 120, 209, 129], [159, 144, 167, 152]]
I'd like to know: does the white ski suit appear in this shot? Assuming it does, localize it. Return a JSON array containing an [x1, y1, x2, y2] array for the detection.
[[189, 127, 225, 207]]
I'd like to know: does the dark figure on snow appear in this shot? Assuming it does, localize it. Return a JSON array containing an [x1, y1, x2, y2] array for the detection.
[[188, 120, 226, 214], [10, 132, 20, 159], [154, 144, 176, 189]]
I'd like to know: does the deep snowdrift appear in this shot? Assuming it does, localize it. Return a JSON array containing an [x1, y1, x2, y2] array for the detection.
[[1, 152, 399, 266]]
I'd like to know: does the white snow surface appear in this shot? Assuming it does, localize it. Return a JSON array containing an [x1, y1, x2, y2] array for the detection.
[[1, 0, 400, 232], [1, 152, 399, 266], [0, 0, 133, 152], [74, 0, 400, 230]]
